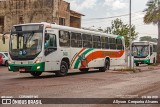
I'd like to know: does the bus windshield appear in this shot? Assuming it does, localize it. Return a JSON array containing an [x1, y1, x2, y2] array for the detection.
[[9, 31, 43, 60], [132, 45, 149, 58]]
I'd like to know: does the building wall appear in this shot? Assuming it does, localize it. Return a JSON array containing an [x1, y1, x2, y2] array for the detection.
[[0, 0, 83, 51], [0, 0, 82, 34]]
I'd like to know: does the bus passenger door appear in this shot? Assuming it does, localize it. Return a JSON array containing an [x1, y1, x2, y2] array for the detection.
[[44, 33, 58, 71]]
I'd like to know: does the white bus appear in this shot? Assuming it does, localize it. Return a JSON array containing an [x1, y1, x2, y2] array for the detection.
[[3, 22, 125, 77], [132, 41, 157, 66]]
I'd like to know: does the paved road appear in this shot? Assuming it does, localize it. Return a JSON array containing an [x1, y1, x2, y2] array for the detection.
[[0, 66, 160, 107]]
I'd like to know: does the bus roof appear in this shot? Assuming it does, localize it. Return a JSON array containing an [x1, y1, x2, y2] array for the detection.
[[13, 22, 124, 39], [132, 41, 157, 45]]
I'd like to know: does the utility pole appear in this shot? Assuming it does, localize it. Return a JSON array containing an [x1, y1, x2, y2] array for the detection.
[[129, 0, 133, 69]]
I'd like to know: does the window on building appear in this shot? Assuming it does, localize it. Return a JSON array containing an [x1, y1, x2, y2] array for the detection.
[[0, 16, 4, 33], [59, 18, 65, 26], [59, 30, 70, 47], [19, 16, 24, 24]]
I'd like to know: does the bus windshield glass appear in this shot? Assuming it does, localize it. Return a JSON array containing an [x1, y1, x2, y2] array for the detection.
[[9, 25, 43, 60], [132, 45, 149, 58]]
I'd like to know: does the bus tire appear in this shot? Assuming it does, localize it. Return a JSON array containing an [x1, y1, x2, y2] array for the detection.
[[56, 61, 68, 77], [30, 72, 42, 77], [136, 63, 139, 66], [99, 59, 109, 72], [79, 68, 89, 72]]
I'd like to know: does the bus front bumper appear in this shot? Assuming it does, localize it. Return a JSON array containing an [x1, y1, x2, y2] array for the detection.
[[134, 59, 150, 64], [8, 62, 45, 72]]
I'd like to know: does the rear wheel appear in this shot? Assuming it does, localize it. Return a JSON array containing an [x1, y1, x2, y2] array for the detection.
[[30, 72, 42, 77], [136, 63, 139, 66], [56, 61, 68, 77], [99, 60, 109, 72]]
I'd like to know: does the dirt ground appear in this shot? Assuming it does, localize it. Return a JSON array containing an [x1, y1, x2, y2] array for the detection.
[[0, 64, 160, 107]]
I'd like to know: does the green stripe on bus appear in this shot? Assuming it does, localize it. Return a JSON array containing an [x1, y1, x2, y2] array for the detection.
[[71, 53, 78, 65], [74, 48, 94, 69]]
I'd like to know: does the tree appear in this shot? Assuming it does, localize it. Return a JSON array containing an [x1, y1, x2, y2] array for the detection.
[[140, 36, 157, 42], [144, 0, 160, 63], [105, 18, 138, 47]]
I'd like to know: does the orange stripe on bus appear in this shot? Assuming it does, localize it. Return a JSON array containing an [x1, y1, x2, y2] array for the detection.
[[86, 50, 124, 64]]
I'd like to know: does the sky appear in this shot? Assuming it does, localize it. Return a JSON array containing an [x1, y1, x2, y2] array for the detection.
[[64, 0, 158, 40]]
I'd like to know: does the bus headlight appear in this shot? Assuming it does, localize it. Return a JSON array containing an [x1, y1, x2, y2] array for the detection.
[[37, 66, 41, 70], [34, 57, 42, 64]]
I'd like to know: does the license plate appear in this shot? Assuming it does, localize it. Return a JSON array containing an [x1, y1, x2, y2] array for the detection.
[[19, 68, 25, 72]]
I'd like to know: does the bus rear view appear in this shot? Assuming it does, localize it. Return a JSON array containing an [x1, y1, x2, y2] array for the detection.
[[132, 41, 157, 66]]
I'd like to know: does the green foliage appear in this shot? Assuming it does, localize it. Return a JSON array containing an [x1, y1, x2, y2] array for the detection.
[[139, 36, 157, 42], [105, 18, 138, 47], [144, 0, 160, 24], [144, 0, 160, 63]]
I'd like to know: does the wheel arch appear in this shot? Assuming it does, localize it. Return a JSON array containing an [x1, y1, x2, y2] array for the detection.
[[105, 57, 110, 66], [61, 57, 70, 69]]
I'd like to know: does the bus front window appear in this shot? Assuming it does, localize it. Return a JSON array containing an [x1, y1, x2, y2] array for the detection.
[[132, 45, 149, 58], [10, 32, 43, 60]]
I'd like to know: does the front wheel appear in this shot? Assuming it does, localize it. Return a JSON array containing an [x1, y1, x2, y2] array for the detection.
[[30, 72, 42, 77], [56, 61, 68, 77], [99, 60, 110, 72]]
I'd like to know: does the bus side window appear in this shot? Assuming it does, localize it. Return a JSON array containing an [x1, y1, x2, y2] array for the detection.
[[71, 32, 82, 48], [101, 36, 106, 49], [77, 33, 82, 47], [116, 38, 123, 50], [109, 38, 116, 49], [71, 32, 78, 47], [82, 34, 92, 48], [105, 37, 109, 49], [87, 35, 92, 48], [93, 35, 101, 49], [59, 30, 70, 47]]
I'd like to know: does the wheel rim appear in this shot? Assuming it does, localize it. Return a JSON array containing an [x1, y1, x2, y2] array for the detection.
[[61, 65, 66, 73]]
